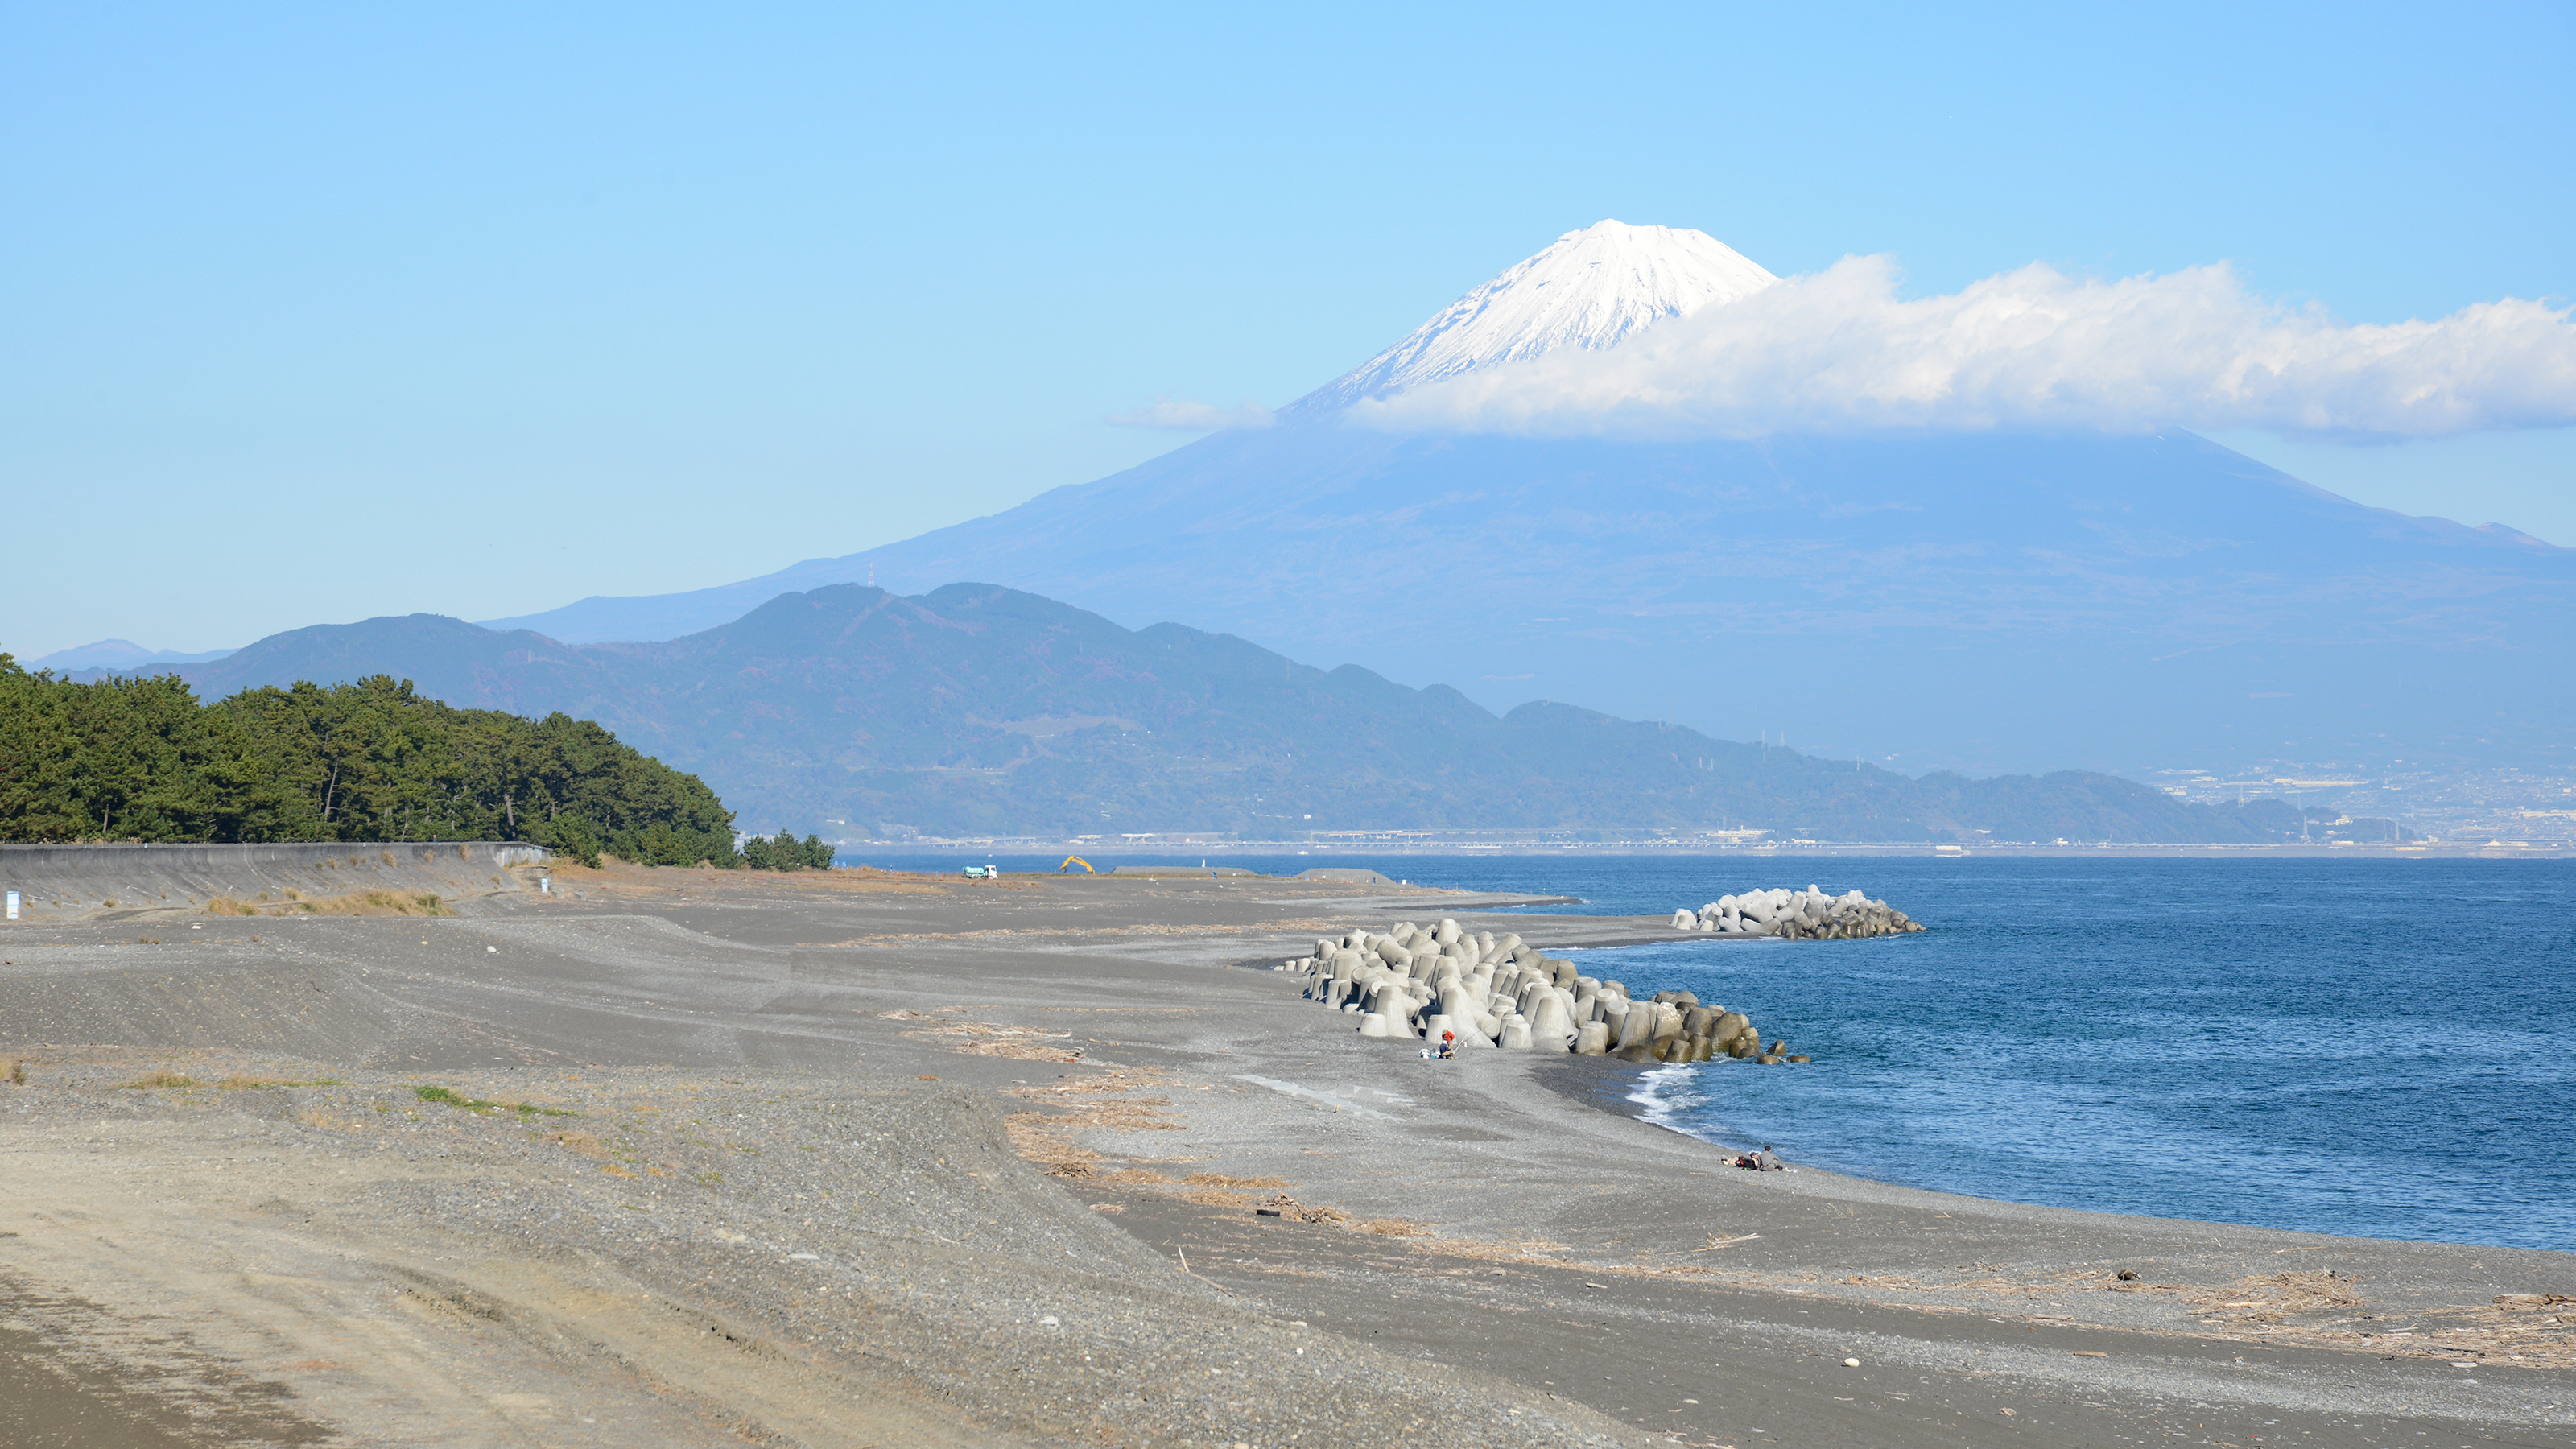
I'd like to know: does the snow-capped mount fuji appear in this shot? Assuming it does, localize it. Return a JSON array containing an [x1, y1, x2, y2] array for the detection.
[[470, 220, 2576, 780], [1289, 219, 1776, 413]]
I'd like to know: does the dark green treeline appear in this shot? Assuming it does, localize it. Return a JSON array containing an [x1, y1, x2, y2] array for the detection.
[[0, 657, 745, 867]]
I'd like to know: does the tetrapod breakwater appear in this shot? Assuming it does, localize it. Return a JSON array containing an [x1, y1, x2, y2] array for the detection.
[[1671, 886, 1923, 939], [1278, 914, 1811, 1064]]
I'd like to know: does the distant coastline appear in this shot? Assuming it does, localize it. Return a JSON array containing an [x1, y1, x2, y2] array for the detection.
[[838, 836, 2575, 861]]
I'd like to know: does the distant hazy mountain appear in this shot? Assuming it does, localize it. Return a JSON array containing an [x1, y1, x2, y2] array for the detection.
[[484, 428, 2575, 778], [27, 638, 237, 672], [477, 221, 2575, 778], [201, 582, 2306, 844]]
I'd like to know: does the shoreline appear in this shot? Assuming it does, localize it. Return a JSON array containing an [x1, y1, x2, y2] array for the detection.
[[2, 860, 2569, 1447], [1602, 1053, 2565, 1258]]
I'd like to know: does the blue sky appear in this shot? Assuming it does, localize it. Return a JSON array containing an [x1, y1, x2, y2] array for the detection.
[[5, 2, 2571, 658]]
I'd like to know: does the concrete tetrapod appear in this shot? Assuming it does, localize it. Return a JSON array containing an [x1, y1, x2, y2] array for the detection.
[[1526, 993, 1578, 1051], [1674, 886, 1926, 939], [1282, 915, 1807, 1065]]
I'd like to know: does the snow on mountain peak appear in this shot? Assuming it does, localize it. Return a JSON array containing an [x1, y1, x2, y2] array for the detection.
[[1294, 220, 1777, 413]]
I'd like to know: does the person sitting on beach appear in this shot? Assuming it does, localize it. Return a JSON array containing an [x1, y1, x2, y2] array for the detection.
[[1437, 1030, 1457, 1060], [1752, 1144, 1785, 1172]]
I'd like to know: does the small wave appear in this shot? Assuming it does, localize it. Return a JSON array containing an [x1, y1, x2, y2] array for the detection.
[[1629, 1062, 1720, 1141]]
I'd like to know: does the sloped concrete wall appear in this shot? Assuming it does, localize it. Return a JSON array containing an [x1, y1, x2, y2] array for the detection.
[[0, 842, 551, 923]]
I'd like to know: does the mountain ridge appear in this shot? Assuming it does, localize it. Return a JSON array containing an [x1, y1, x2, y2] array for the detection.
[[201, 581, 2327, 844], [485, 425, 2576, 778], [33, 638, 239, 672]]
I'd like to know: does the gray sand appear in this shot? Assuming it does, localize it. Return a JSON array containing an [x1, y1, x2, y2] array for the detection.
[[0, 860, 2567, 1447]]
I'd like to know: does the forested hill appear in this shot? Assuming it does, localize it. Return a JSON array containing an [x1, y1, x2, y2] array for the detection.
[[0, 658, 737, 865], [172, 584, 2322, 844]]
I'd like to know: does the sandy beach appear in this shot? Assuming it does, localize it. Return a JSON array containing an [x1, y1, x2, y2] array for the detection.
[[2, 858, 2569, 1447]]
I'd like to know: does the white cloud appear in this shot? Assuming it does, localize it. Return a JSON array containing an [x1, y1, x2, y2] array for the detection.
[[1107, 396, 1275, 431], [1347, 256, 2576, 441]]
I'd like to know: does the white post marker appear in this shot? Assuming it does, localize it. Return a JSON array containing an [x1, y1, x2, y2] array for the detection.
[[5, 890, 17, 920], [539, 877, 551, 894]]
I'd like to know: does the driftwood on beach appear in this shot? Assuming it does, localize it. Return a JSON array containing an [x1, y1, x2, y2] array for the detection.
[[1281, 914, 1814, 1065]]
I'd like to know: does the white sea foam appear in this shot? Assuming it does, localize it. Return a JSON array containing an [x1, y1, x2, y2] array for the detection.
[[1628, 1062, 1723, 1143]]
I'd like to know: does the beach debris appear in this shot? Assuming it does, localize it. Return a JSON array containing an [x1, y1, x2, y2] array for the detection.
[[1282, 918, 1791, 1062], [1843, 1357, 1861, 1368], [1669, 886, 1923, 939], [1695, 1232, 1763, 1252], [1273, 1197, 1350, 1225], [904, 1020, 1081, 1063], [2117, 1269, 2140, 1281], [1358, 1218, 1428, 1237]]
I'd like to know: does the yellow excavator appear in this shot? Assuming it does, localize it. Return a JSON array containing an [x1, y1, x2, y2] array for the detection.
[[1058, 856, 1095, 873]]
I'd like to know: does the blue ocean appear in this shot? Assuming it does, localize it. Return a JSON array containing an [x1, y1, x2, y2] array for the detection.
[[852, 852, 2576, 1252]]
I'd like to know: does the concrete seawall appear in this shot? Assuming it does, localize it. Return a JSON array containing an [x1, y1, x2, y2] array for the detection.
[[0, 841, 551, 923]]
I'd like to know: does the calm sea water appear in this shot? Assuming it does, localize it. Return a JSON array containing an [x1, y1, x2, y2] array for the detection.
[[847, 852, 2576, 1250]]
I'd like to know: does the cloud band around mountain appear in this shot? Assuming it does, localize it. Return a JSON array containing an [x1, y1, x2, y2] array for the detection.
[[1345, 255, 2576, 441], [1108, 397, 1276, 431]]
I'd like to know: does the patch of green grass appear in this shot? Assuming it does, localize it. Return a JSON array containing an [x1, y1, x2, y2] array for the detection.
[[118, 1071, 197, 1089], [411, 1084, 576, 1117]]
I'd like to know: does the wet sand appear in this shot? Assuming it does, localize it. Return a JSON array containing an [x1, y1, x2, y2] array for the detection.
[[0, 860, 2568, 1447]]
